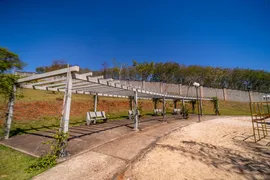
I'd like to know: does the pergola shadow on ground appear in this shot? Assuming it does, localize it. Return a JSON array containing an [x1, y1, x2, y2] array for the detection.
[[1, 115, 188, 157], [4, 66, 211, 141], [1, 66, 213, 159]]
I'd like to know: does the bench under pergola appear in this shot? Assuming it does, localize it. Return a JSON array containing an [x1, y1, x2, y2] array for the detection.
[[4, 66, 211, 139]]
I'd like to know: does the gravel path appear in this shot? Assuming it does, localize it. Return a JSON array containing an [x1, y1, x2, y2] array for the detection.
[[122, 116, 270, 180]]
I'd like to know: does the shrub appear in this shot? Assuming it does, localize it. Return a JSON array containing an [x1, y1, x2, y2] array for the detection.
[[27, 131, 68, 172], [211, 97, 220, 115]]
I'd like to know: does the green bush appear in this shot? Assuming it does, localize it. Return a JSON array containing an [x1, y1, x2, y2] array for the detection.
[[211, 97, 220, 115], [182, 105, 189, 119], [27, 131, 68, 172]]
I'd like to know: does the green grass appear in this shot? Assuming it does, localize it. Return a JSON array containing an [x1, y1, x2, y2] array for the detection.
[[0, 88, 252, 179], [15, 88, 132, 102], [182, 100, 250, 116], [0, 89, 251, 137], [0, 145, 47, 180]]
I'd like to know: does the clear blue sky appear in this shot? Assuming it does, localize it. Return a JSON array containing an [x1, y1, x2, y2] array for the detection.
[[1, 0, 269, 72]]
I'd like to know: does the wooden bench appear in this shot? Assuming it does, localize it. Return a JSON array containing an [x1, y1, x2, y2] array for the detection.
[[173, 108, 181, 115], [128, 110, 141, 120], [154, 109, 163, 116], [86, 111, 107, 125]]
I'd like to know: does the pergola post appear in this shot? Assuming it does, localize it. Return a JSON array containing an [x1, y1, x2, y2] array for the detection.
[[195, 87, 201, 122], [134, 90, 139, 131], [199, 98, 203, 116], [182, 98, 185, 107], [61, 71, 73, 133], [94, 93, 98, 112], [174, 100, 177, 109], [4, 84, 16, 139], [163, 95, 166, 121], [199, 87, 203, 116]]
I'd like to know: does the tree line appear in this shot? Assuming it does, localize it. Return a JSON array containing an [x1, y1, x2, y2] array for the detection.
[[2, 46, 267, 93], [35, 59, 270, 93], [93, 60, 270, 93]]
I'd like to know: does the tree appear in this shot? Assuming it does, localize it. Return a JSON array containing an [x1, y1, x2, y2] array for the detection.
[[0, 47, 24, 73], [0, 47, 24, 98], [79, 67, 91, 74], [93, 59, 270, 93], [112, 58, 126, 80], [0, 47, 25, 139], [35, 60, 67, 73], [101, 61, 109, 78], [132, 60, 154, 81], [36, 66, 46, 73]]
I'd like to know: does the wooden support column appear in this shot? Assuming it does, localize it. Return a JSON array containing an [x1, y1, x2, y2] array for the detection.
[[134, 90, 139, 131], [200, 86, 203, 116], [142, 81, 145, 89], [223, 88, 227, 101], [179, 84, 182, 95], [4, 84, 16, 139], [195, 87, 201, 122], [160, 82, 163, 93], [163, 96, 166, 121], [182, 98, 185, 107], [94, 93, 98, 112], [199, 98, 203, 116], [61, 71, 73, 133]]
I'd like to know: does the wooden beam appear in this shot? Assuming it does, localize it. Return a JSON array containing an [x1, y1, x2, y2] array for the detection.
[[61, 70, 73, 133], [28, 77, 67, 86], [134, 90, 139, 131], [72, 84, 101, 90], [163, 96, 166, 120], [45, 79, 83, 88], [94, 93, 98, 112], [73, 73, 103, 82], [80, 72, 93, 77], [17, 66, 80, 83]]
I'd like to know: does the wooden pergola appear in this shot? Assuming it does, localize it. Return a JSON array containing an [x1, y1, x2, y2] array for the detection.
[[4, 66, 211, 139]]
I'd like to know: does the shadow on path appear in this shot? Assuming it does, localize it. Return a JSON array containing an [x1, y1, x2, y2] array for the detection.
[[157, 139, 270, 179]]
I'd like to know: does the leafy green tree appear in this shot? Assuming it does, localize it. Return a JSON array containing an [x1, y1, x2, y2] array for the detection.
[[0, 47, 25, 139], [35, 60, 67, 73], [0, 47, 24, 73], [93, 60, 270, 93], [112, 58, 127, 80], [132, 60, 154, 81], [0, 47, 24, 98]]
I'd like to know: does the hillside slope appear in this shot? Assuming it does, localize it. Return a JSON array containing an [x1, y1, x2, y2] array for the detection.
[[0, 89, 251, 137]]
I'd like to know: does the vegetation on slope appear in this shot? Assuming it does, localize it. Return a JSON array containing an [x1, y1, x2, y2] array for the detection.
[[0, 88, 251, 138]]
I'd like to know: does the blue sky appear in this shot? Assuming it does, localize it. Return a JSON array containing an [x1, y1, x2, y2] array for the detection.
[[0, 0, 269, 71]]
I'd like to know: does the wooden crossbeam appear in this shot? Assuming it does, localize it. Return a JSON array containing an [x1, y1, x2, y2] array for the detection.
[[17, 66, 80, 83]]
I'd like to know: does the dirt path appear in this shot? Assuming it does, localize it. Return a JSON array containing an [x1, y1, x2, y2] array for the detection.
[[122, 117, 270, 180]]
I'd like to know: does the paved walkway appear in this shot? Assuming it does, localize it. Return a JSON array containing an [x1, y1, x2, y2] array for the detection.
[[1, 115, 182, 157], [33, 116, 215, 180]]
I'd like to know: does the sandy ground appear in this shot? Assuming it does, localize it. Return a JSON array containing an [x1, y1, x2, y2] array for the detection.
[[122, 116, 270, 180]]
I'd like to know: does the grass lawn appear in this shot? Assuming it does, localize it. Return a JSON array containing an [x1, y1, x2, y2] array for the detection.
[[0, 89, 251, 137], [0, 145, 47, 180], [0, 89, 252, 179]]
